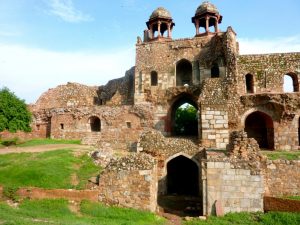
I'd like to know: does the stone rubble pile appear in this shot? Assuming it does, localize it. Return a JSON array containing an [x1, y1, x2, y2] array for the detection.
[[227, 130, 266, 174], [138, 130, 200, 157], [106, 153, 156, 172]]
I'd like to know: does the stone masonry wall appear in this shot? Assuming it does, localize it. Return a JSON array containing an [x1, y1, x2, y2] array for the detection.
[[134, 32, 229, 104], [264, 159, 300, 197], [48, 104, 153, 149], [237, 53, 300, 94], [98, 153, 157, 212], [200, 107, 229, 148], [205, 161, 264, 215]]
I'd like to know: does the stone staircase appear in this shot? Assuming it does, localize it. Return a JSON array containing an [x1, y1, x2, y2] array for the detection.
[[81, 133, 101, 145]]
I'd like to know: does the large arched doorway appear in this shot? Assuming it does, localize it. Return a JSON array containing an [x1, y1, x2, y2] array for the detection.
[[169, 94, 198, 137], [89, 116, 101, 132], [176, 59, 192, 86], [167, 155, 199, 196], [244, 111, 274, 149]]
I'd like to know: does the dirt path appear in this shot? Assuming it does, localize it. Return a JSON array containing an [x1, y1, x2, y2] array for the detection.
[[0, 144, 94, 155]]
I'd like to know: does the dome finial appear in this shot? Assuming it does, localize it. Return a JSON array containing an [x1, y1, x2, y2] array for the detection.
[[192, 1, 222, 36]]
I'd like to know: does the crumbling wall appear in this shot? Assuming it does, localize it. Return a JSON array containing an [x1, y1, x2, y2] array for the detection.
[[204, 131, 265, 215], [34, 82, 98, 110], [98, 153, 157, 212], [97, 67, 135, 105], [238, 93, 300, 150], [47, 104, 154, 149], [264, 159, 300, 197], [237, 53, 300, 94]]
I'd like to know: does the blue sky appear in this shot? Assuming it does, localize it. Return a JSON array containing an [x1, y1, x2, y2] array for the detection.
[[1, 0, 300, 103]]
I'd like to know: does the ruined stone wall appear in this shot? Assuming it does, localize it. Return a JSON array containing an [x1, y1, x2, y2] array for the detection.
[[48, 104, 153, 149], [237, 93, 300, 150], [205, 161, 264, 214], [237, 53, 300, 94], [98, 153, 157, 212], [203, 131, 265, 215], [264, 159, 300, 197], [134, 33, 229, 104], [199, 79, 230, 148], [35, 82, 99, 110]]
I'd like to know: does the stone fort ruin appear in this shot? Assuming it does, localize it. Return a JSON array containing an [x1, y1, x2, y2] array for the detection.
[[4, 1, 300, 216]]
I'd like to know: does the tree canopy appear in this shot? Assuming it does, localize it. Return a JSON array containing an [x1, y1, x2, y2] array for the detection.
[[0, 87, 32, 132], [174, 104, 198, 136]]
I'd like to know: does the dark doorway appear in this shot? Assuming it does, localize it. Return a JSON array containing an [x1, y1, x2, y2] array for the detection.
[[245, 111, 274, 149], [89, 116, 101, 132], [176, 59, 192, 86], [167, 155, 199, 196], [211, 64, 219, 78], [151, 71, 158, 86], [245, 74, 254, 93]]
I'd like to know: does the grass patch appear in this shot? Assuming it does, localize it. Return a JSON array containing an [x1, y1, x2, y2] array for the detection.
[[16, 138, 81, 147], [0, 149, 99, 190], [184, 212, 300, 225], [286, 196, 300, 201], [262, 151, 300, 160], [0, 199, 165, 225]]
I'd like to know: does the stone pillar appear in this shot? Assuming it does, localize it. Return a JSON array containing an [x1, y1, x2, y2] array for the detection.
[[167, 23, 171, 38], [205, 16, 209, 33], [150, 24, 153, 39], [214, 17, 219, 32], [158, 21, 161, 37], [196, 19, 200, 35]]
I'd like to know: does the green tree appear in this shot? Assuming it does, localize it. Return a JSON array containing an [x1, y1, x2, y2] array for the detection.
[[174, 104, 198, 136], [0, 87, 31, 132]]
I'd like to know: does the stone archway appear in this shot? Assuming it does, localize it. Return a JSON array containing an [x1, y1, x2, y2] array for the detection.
[[245, 111, 274, 149], [167, 155, 199, 196], [168, 94, 199, 137]]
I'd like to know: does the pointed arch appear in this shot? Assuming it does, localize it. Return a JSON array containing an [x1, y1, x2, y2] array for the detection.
[[166, 155, 199, 196], [283, 72, 299, 92], [244, 111, 274, 149]]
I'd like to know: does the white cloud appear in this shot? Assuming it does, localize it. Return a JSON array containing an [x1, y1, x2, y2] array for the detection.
[[47, 0, 93, 23], [0, 44, 134, 104], [239, 35, 300, 54]]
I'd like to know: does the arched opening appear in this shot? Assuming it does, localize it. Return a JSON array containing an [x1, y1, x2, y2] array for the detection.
[[170, 95, 198, 137], [176, 59, 192, 86], [89, 116, 101, 132], [211, 64, 219, 78], [245, 73, 254, 93], [284, 73, 299, 92], [167, 155, 199, 196], [151, 71, 158, 86], [245, 111, 274, 149]]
